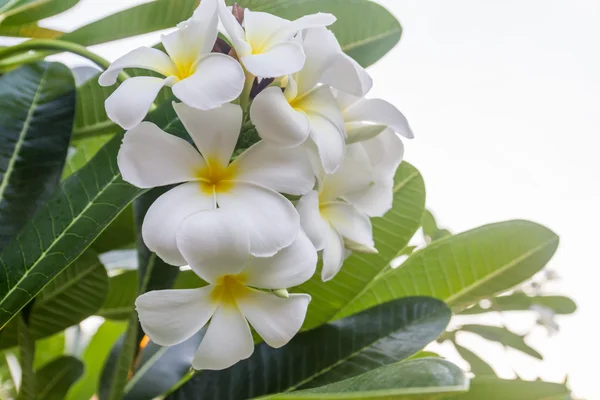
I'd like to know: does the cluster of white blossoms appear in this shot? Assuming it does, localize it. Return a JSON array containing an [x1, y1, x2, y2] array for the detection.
[[101, 0, 412, 371]]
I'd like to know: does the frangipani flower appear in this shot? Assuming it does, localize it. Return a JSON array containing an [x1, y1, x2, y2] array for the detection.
[[297, 146, 378, 281], [136, 209, 316, 370], [218, 1, 336, 78], [99, 0, 244, 129], [117, 102, 314, 265], [251, 27, 372, 173]]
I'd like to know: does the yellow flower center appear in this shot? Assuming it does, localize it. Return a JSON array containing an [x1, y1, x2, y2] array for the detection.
[[196, 158, 238, 195], [210, 274, 250, 307], [174, 60, 196, 80]]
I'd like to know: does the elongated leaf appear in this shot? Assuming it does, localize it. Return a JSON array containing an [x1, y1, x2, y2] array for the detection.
[[0, 101, 184, 330], [458, 325, 542, 360], [168, 297, 451, 400], [299, 162, 425, 330], [0, 24, 61, 38], [35, 356, 83, 400], [0, 62, 75, 249], [16, 316, 35, 400], [337, 220, 559, 318], [450, 377, 569, 400], [97, 271, 138, 320], [460, 294, 576, 315], [0, 0, 79, 26], [452, 343, 496, 377], [267, 358, 468, 399], [33, 332, 64, 370]]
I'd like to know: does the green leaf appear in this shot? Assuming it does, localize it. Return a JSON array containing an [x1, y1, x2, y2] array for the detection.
[[168, 297, 451, 399], [0, 62, 75, 249], [337, 220, 559, 318], [460, 293, 577, 315], [16, 316, 34, 400], [265, 358, 468, 399], [66, 320, 126, 400], [458, 325, 542, 360], [173, 270, 207, 290], [0, 0, 79, 26], [449, 377, 569, 400], [0, 23, 62, 38], [97, 271, 138, 320], [33, 332, 64, 370], [298, 162, 426, 330], [452, 343, 496, 377], [35, 356, 83, 400], [421, 210, 451, 242], [0, 101, 184, 330]]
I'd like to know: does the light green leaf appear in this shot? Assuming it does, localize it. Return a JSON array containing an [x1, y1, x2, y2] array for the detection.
[[167, 297, 450, 399], [33, 332, 64, 370], [298, 162, 425, 330], [0, 0, 79, 26], [337, 220, 559, 318], [458, 325, 543, 360], [460, 293, 576, 315], [16, 316, 34, 400], [265, 358, 468, 399], [0, 23, 62, 38], [0, 62, 75, 249], [452, 343, 496, 377], [449, 377, 569, 400], [96, 271, 138, 320], [35, 356, 83, 400]]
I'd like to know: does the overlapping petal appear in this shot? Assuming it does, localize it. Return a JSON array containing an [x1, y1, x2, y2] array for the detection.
[[344, 179, 393, 218], [98, 47, 177, 86], [308, 114, 346, 174], [344, 97, 414, 139], [321, 201, 375, 252], [319, 143, 373, 200], [241, 41, 305, 78], [296, 190, 329, 251], [321, 224, 345, 282]]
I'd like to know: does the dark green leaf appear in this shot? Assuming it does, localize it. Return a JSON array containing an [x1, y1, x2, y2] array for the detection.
[[0, 0, 79, 26], [97, 271, 138, 320], [449, 377, 570, 400], [458, 325, 542, 360], [0, 62, 75, 249], [168, 297, 451, 400], [16, 316, 35, 400], [35, 356, 83, 400], [266, 358, 468, 399], [337, 220, 559, 318], [460, 294, 577, 315], [452, 343, 496, 377]]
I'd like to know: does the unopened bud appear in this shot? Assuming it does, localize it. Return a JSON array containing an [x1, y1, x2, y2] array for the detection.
[[272, 289, 290, 298]]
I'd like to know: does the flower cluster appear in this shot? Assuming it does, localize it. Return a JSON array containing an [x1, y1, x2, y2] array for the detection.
[[103, 0, 412, 371]]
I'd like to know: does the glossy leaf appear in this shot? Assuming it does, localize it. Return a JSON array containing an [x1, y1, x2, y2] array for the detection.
[[460, 293, 577, 315], [266, 358, 468, 399], [97, 271, 138, 320], [452, 343, 496, 377], [458, 325, 543, 360], [337, 220, 559, 318], [35, 356, 83, 400], [299, 162, 426, 330], [449, 377, 569, 400], [0, 62, 75, 249], [0, 0, 79, 26], [17, 315, 35, 400], [168, 297, 451, 400]]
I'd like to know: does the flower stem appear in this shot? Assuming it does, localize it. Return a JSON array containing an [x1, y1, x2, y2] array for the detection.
[[239, 68, 255, 113]]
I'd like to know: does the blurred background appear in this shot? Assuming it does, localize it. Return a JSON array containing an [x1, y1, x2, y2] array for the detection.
[[4, 0, 597, 397]]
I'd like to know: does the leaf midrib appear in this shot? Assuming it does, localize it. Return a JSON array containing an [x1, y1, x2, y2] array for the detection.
[[37, 362, 76, 399]]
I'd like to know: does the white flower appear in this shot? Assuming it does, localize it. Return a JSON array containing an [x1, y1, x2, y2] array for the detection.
[[99, 0, 244, 129], [297, 146, 378, 281], [250, 27, 371, 173], [218, 1, 335, 78], [136, 209, 316, 371], [117, 102, 315, 266]]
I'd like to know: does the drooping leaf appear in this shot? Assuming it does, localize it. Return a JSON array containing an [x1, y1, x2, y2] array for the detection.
[[460, 293, 576, 315], [337, 220, 559, 318], [299, 162, 426, 330], [0, 0, 79, 26], [266, 358, 468, 399], [97, 271, 138, 320], [0, 62, 75, 249], [0, 24, 62, 38], [168, 297, 451, 400], [35, 356, 83, 400], [16, 316, 35, 400], [458, 325, 543, 360], [449, 377, 569, 400], [66, 320, 126, 400], [452, 343, 496, 377]]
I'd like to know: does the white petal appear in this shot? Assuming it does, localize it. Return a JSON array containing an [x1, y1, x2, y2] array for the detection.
[[334, 89, 361, 111], [136, 287, 217, 347], [98, 47, 177, 86], [241, 41, 305, 78], [238, 292, 310, 348], [321, 201, 375, 249], [173, 102, 242, 168], [362, 129, 404, 180], [320, 144, 373, 200], [308, 114, 346, 174], [321, 225, 345, 281], [217, 182, 300, 257], [142, 182, 216, 266], [345, 98, 414, 138], [117, 122, 205, 189], [161, 15, 217, 69], [192, 304, 254, 370], [244, 9, 290, 51], [265, 13, 336, 48], [105, 76, 166, 129], [176, 209, 251, 283], [296, 190, 329, 251], [296, 27, 342, 95], [344, 179, 393, 218], [321, 53, 373, 97], [250, 86, 310, 147], [298, 85, 345, 131], [244, 230, 317, 289], [217, 0, 252, 57], [230, 141, 314, 195], [172, 53, 244, 110]]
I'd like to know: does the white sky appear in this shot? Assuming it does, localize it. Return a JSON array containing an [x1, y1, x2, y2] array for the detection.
[[12, 0, 600, 398]]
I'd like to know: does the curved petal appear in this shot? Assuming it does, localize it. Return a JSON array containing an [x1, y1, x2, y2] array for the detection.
[[172, 53, 245, 110], [244, 9, 290, 51], [362, 129, 404, 179], [192, 304, 254, 370], [105, 76, 166, 129], [321, 53, 373, 97], [345, 98, 414, 139], [344, 179, 393, 218], [345, 123, 387, 144], [321, 224, 345, 282], [173, 102, 242, 168], [296, 191, 328, 251], [296, 27, 342, 95], [176, 209, 251, 283], [250, 86, 310, 147], [308, 113, 346, 174], [241, 41, 305, 78], [297, 85, 345, 131], [142, 182, 216, 266], [162, 18, 217, 69], [98, 47, 177, 86], [136, 287, 217, 347], [217, 182, 300, 257], [244, 230, 317, 289], [238, 292, 310, 348], [118, 122, 205, 189], [321, 201, 375, 250], [265, 13, 336, 49], [231, 141, 314, 195], [320, 144, 373, 201], [217, 0, 252, 57]]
